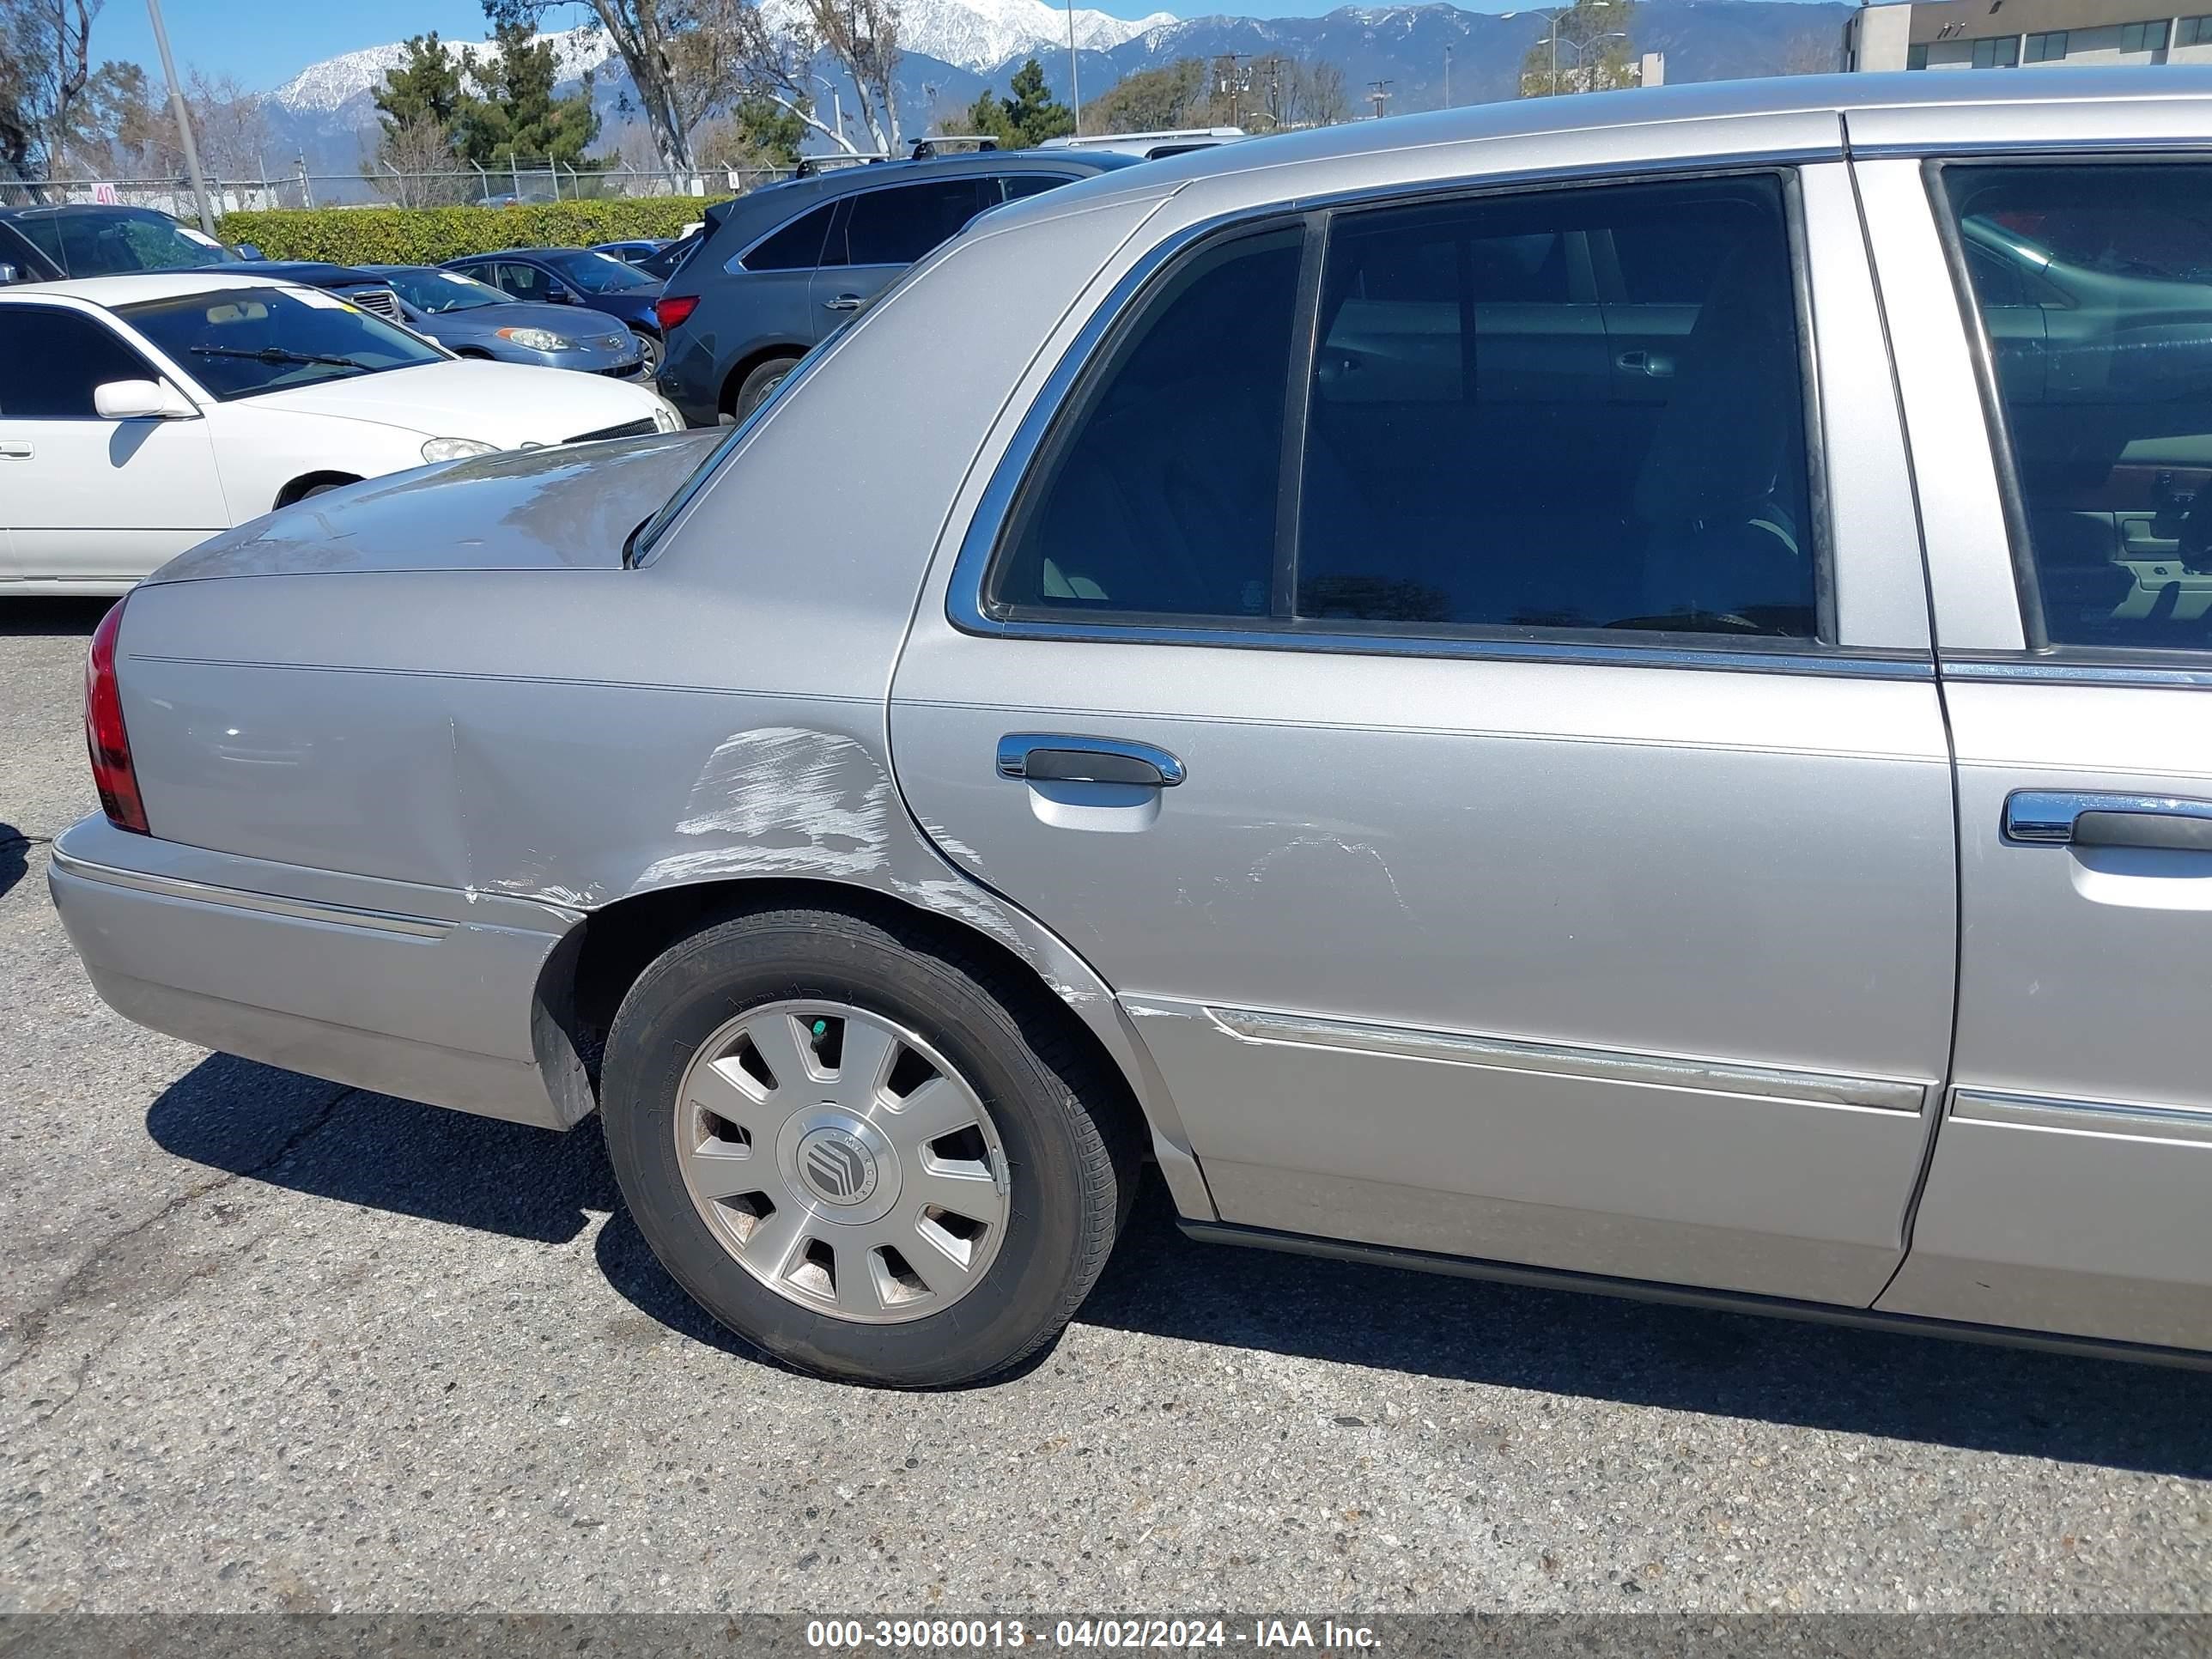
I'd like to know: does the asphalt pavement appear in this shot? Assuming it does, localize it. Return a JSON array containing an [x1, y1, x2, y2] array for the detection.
[[4, 599, 2211, 1614]]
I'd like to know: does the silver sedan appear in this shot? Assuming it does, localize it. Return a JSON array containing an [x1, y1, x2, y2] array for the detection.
[[51, 69, 2212, 1386]]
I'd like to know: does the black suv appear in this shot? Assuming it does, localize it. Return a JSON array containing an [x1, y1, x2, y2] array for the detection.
[[653, 149, 1141, 425], [0, 203, 246, 283]]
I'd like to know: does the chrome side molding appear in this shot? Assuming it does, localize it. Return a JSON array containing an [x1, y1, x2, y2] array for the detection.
[[1202, 1004, 1929, 1114], [1952, 1087, 2212, 1147], [50, 845, 452, 939]]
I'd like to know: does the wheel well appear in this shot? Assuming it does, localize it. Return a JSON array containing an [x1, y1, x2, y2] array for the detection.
[[717, 344, 805, 416], [556, 876, 1142, 1127], [273, 471, 361, 508]]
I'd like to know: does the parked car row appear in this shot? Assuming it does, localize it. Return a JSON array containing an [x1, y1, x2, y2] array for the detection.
[[0, 271, 685, 592], [40, 71, 2212, 1391]]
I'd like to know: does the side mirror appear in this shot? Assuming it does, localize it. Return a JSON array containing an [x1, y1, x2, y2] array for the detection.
[[95, 380, 195, 420], [546, 286, 577, 303], [230, 242, 264, 260]]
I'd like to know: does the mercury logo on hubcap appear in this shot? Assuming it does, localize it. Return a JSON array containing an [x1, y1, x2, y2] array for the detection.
[[797, 1125, 878, 1206]]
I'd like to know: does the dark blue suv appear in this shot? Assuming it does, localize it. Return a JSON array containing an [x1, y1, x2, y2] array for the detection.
[[441, 246, 665, 374]]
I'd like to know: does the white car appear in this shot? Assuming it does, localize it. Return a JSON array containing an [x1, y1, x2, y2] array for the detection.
[[0, 272, 687, 594]]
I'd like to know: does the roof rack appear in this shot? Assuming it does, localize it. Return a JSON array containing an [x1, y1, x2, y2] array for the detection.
[[909, 136, 1000, 159], [793, 153, 891, 179]]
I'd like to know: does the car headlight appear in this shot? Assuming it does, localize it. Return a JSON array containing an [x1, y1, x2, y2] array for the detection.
[[422, 436, 499, 463], [653, 401, 684, 433], [495, 326, 575, 351]]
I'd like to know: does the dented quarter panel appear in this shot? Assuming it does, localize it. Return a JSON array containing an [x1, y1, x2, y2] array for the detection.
[[103, 188, 1213, 1205]]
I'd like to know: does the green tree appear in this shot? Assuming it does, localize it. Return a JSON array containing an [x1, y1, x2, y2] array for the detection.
[[1519, 0, 1638, 96], [1078, 58, 1206, 135], [453, 23, 602, 169], [964, 57, 1070, 148], [374, 33, 466, 137]]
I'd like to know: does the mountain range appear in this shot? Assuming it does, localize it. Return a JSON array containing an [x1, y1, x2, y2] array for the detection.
[[258, 0, 1850, 189]]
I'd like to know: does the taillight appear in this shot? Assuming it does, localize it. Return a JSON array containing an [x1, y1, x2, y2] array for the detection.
[[654, 293, 698, 332], [85, 597, 149, 836]]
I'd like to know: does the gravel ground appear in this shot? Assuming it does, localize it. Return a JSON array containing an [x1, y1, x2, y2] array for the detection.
[[3, 598, 2211, 1616]]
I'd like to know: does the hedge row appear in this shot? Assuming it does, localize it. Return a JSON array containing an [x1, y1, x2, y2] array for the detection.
[[212, 198, 738, 265]]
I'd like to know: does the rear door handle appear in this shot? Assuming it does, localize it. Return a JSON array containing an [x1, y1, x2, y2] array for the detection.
[[823, 294, 865, 312], [997, 734, 1185, 788], [2004, 790, 2212, 851], [1616, 349, 1673, 378], [0, 441, 31, 459]]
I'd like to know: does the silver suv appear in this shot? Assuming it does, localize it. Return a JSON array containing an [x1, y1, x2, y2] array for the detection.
[[50, 69, 2212, 1386]]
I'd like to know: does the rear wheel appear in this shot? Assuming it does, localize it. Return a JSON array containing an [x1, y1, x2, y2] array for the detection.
[[731, 355, 800, 421], [631, 329, 664, 378], [600, 906, 1138, 1386]]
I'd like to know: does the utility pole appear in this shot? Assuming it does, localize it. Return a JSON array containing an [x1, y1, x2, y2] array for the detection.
[[1367, 77, 1393, 119], [145, 0, 216, 236], [1066, 0, 1083, 137], [1215, 54, 1250, 130], [1443, 43, 1452, 107]]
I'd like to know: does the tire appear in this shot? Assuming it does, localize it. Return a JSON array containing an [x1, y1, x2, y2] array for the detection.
[[732, 355, 799, 421], [600, 904, 1139, 1387], [631, 329, 664, 378]]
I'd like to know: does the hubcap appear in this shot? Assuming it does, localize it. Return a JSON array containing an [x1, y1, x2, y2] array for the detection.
[[673, 1000, 1009, 1324]]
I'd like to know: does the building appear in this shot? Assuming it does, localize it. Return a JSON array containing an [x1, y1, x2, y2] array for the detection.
[[1843, 0, 2212, 71]]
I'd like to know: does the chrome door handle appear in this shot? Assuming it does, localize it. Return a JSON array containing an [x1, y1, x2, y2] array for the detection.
[[0, 441, 31, 459], [822, 294, 864, 312], [1616, 349, 1673, 378], [997, 734, 1185, 788], [2004, 790, 2212, 852]]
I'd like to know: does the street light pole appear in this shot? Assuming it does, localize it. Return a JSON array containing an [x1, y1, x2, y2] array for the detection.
[[145, 0, 216, 236], [1443, 42, 1452, 107], [1067, 0, 1083, 137]]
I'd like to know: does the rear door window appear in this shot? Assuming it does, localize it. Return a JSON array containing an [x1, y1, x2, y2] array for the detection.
[[840, 179, 991, 268], [1944, 161, 2212, 651], [1301, 176, 1817, 637]]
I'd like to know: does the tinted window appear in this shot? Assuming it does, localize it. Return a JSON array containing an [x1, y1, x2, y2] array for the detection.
[[118, 285, 444, 400], [989, 228, 1303, 618], [1298, 177, 1818, 638], [742, 203, 838, 272], [1948, 163, 2212, 653], [3, 209, 229, 277], [0, 307, 155, 417], [493, 260, 552, 302], [996, 173, 1073, 204], [538, 247, 655, 292], [840, 179, 989, 267]]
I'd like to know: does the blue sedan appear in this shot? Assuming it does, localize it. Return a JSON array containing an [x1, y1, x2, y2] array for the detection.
[[438, 246, 665, 375], [362, 264, 647, 379]]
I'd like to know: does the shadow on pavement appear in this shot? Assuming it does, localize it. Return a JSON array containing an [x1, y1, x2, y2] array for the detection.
[[149, 1051, 2212, 1475], [0, 825, 25, 902], [0, 597, 114, 638]]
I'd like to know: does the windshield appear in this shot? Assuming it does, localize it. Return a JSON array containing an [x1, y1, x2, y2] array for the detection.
[[8, 208, 237, 277], [374, 266, 509, 313], [119, 285, 447, 398], [538, 247, 657, 293]]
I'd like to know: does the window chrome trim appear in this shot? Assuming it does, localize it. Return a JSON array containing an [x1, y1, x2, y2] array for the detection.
[[1943, 656, 2212, 690], [945, 156, 1877, 674], [1199, 1003, 1931, 1115]]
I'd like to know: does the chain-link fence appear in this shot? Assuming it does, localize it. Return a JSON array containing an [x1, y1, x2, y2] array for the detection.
[[3, 162, 795, 215]]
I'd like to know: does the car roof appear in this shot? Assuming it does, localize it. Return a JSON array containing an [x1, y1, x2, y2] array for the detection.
[[0, 202, 185, 221], [0, 270, 313, 307], [1118, 67, 2212, 192]]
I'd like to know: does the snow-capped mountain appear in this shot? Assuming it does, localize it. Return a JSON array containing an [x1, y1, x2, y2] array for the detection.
[[268, 0, 1168, 115], [270, 25, 617, 115], [864, 0, 1176, 72]]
